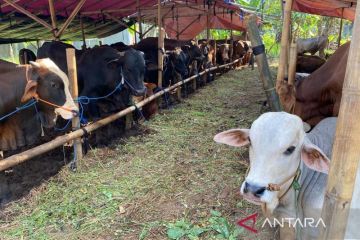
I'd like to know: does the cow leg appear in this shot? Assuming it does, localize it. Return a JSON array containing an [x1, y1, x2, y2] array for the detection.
[[280, 225, 295, 240]]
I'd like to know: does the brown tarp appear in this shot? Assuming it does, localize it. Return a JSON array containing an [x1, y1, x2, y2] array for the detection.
[[292, 0, 356, 21]]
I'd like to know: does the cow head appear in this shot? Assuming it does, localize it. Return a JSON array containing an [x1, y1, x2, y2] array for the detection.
[[110, 49, 146, 96], [214, 112, 330, 213], [167, 48, 189, 78], [219, 44, 230, 63], [22, 58, 78, 127]]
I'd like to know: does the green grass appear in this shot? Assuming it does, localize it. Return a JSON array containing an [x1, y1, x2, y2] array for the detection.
[[0, 67, 276, 239]]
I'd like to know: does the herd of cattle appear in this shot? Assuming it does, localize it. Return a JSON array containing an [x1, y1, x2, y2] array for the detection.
[[0, 37, 253, 154]]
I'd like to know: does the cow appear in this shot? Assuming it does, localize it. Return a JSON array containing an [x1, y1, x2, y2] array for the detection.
[[297, 36, 328, 59], [133, 82, 159, 120], [0, 59, 78, 151], [216, 44, 230, 65], [214, 112, 359, 239], [294, 42, 349, 126], [77, 46, 147, 119], [37, 42, 147, 119], [296, 55, 326, 74], [19, 48, 37, 64], [232, 40, 247, 67]]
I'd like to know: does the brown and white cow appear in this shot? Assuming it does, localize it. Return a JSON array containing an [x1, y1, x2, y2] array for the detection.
[[294, 42, 349, 126], [0, 59, 78, 151]]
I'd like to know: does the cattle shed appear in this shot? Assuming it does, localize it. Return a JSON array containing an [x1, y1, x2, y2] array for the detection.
[[0, 0, 258, 43], [275, 0, 360, 239]]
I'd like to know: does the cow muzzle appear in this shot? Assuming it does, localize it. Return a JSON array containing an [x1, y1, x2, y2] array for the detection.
[[241, 181, 266, 205]]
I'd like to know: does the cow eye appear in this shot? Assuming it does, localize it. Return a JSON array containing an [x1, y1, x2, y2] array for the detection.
[[51, 82, 58, 88], [284, 146, 296, 155]]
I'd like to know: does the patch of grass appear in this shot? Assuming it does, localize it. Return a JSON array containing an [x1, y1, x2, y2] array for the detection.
[[0, 67, 276, 239]]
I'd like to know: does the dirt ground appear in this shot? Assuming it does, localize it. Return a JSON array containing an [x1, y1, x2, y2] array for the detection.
[[0, 66, 279, 239]]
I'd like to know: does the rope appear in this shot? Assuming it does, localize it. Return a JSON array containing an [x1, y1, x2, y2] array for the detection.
[[0, 99, 37, 122]]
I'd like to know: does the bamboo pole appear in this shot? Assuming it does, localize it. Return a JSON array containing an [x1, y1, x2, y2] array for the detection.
[[176, 7, 179, 40], [137, 0, 143, 40], [245, 15, 281, 111], [276, 0, 292, 93], [338, 8, 344, 48], [104, 13, 141, 35], [288, 42, 297, 86], [319, 3, 360, 238], [2, 0, 52, 31], [157, 0, 164, 88], [206, 12, 210, 40], [48, 0, 58, 39], [66, 49, 83, 161], [80, 16, 86, 49], [56, 0, 87, 39], [0, 59, 241, 172]]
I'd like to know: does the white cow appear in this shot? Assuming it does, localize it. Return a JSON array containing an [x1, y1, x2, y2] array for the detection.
[[214, 112, 359, 239]]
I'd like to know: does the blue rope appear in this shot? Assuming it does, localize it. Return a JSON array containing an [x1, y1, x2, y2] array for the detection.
[[0, 99, 37, 122], [54, 82, 124, 130]]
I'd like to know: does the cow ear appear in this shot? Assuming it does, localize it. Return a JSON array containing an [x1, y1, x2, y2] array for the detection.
[[301, 138, 330, 174], [21, 80, 38, 102], [214, 129, 250, 147], [107, 58, 121, 69], [29, 61, 41, 69]]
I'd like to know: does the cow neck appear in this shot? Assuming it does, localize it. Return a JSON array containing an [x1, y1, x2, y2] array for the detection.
[[260, 162, 302, 216]]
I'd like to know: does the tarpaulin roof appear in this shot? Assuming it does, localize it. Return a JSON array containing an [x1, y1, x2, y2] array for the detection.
[[292, 0, 356, 21], [0, 0, 255, 43], [139, 1, 257, 40]]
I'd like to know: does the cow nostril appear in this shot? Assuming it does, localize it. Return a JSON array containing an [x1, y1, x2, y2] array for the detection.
[[71, 110, 79, 117], [254, 187, 266, 197]]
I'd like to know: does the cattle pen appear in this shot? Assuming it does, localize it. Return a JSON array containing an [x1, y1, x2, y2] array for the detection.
[[1, 0, 360, 239]]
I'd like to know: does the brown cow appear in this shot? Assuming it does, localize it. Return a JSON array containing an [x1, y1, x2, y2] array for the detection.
[[133, 82, 159, 120], [232, 40, 247, 67], [294, 42, 350, 126], [0, 59, 78, 151]]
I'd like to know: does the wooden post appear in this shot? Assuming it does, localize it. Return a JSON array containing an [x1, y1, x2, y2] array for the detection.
[[137, 0, 143, 40], [125, 113, 133, 130], [229, 30, 234, 61], [276, 0, 292, 92], [48, 0, 58, 40], [338, 8, 344, 48], [56, 0, 87, 39], [176, 7, 179, 40], [157, 0, 164, 88], [66, 48, 83, 160], [245, 15, 281, 111], [80, 16, 86, 49], [288, 42, 297, 86], [319, 3, 360, 238], [206, 13, 210, 40]]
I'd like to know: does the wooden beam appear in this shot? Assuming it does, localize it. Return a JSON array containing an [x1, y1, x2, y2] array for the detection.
[[276, 0, 292, 94], [48, 0, 58, 39], [137, 0, 143, 40], [66, 48, 83, 166], [103, 12, 140, 35], [142, 23, 156, 37], [338, 8, 344, 48], [319, 2, 360, 238], [56, 0, 87, 38], [2, 0, 52, 31], [158, 0, 164, 88], [245, 15, 281, 111], [176, 15, 201, 38]]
